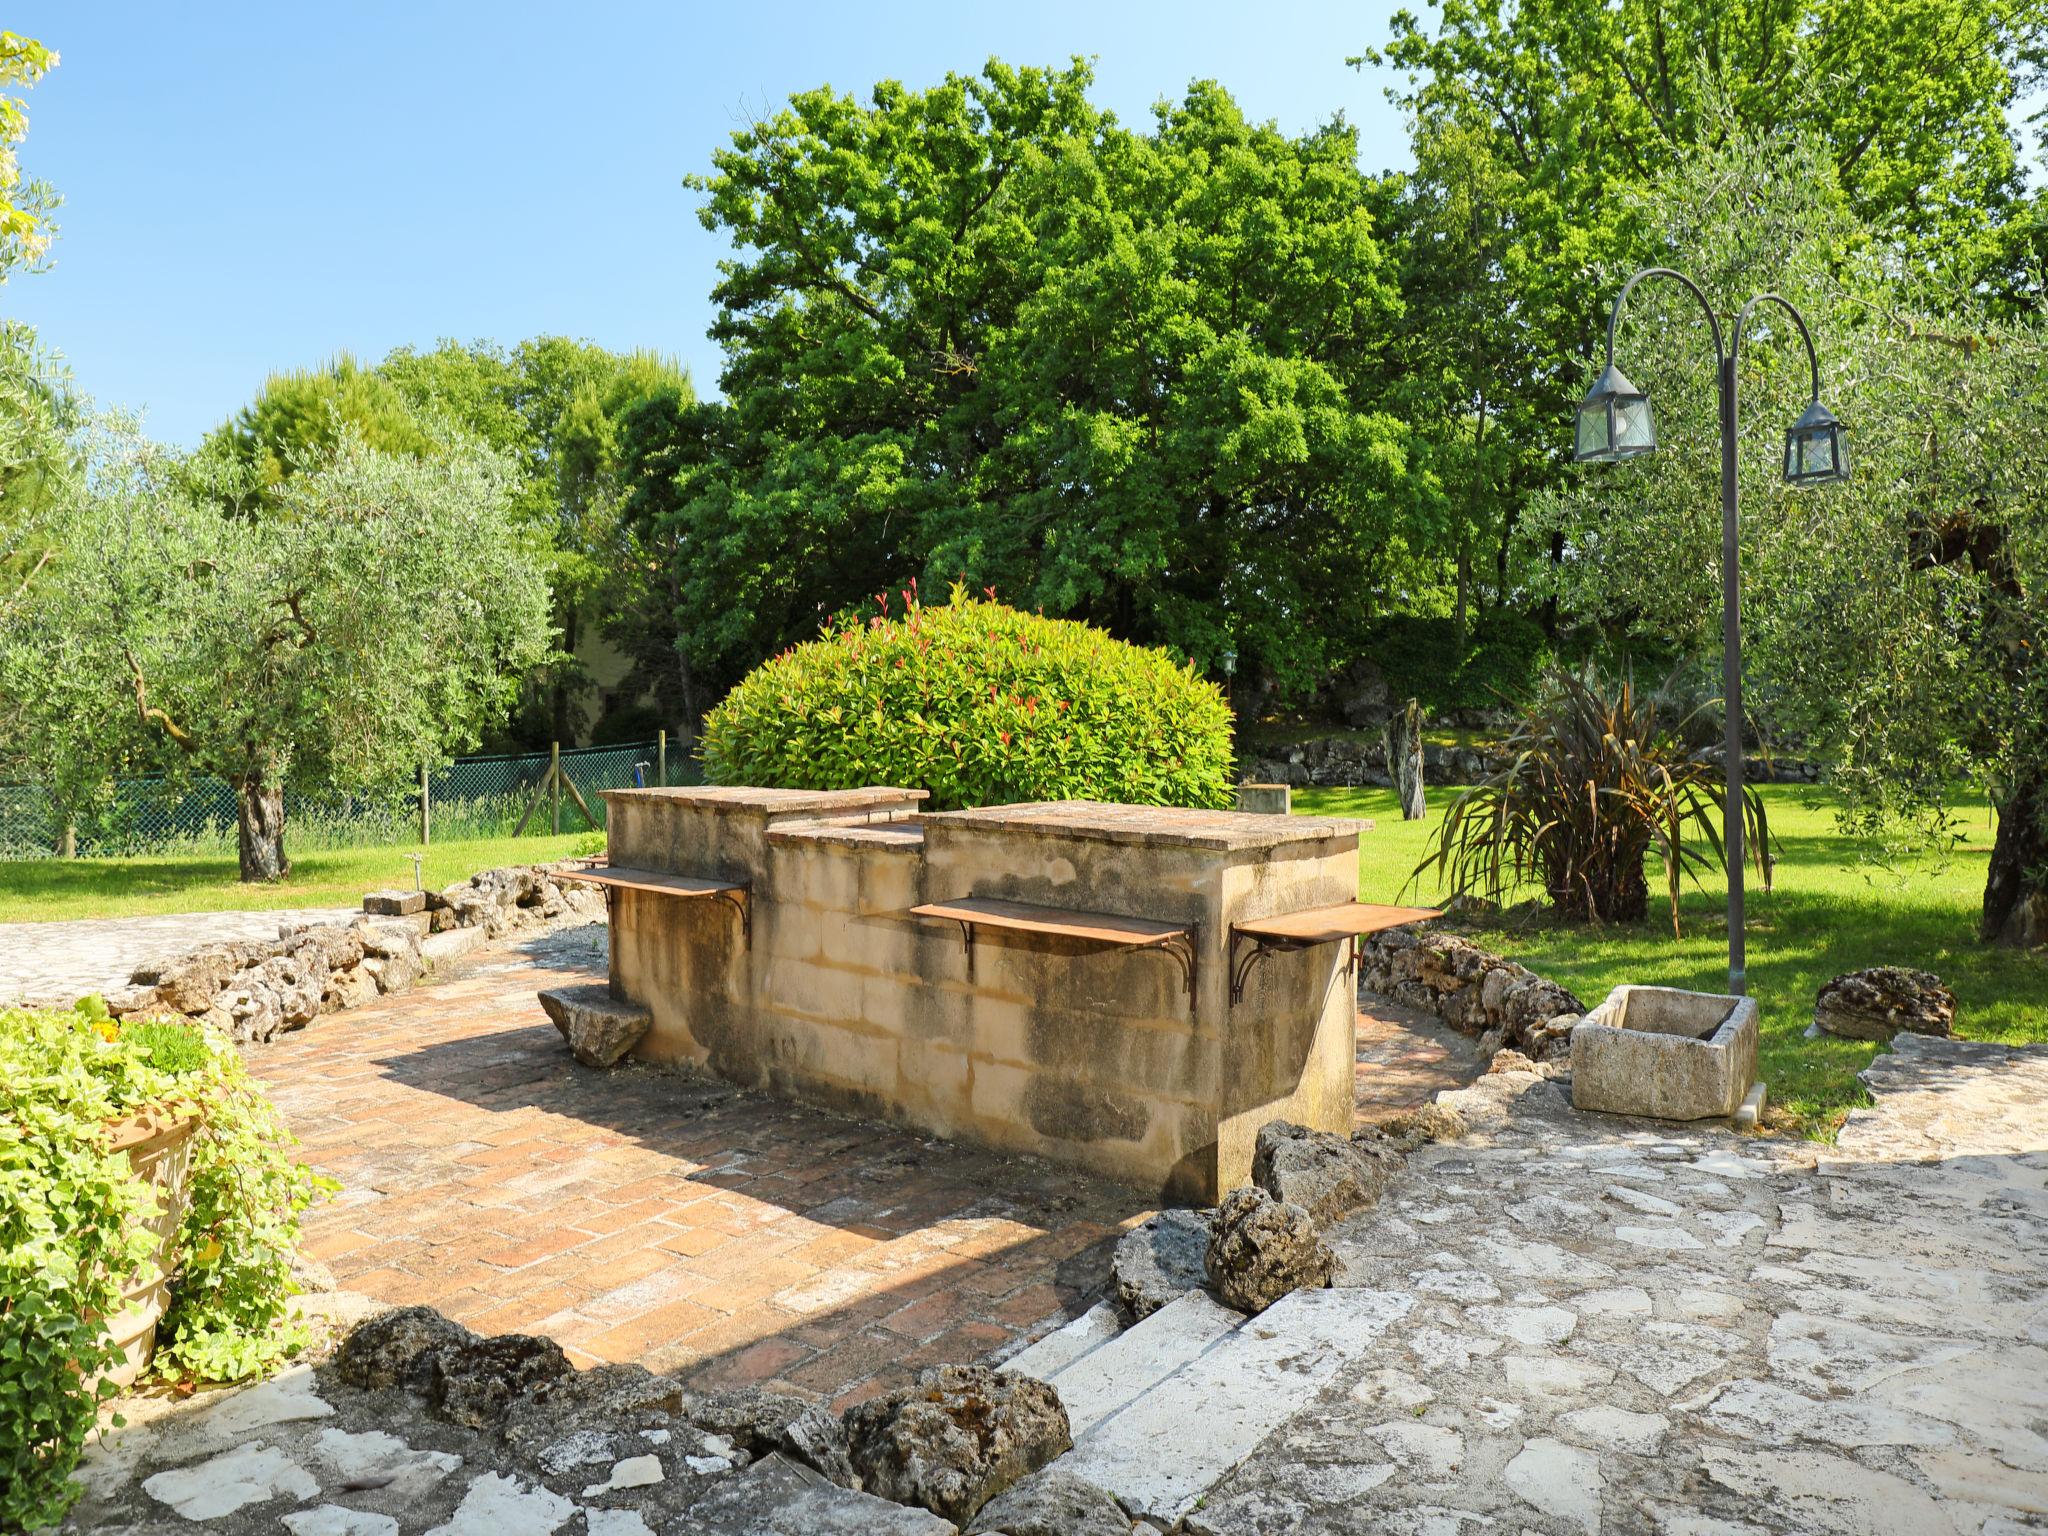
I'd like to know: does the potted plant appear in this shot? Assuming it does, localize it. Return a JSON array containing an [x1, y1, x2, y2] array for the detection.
[[1, 1000, 331, 1532]]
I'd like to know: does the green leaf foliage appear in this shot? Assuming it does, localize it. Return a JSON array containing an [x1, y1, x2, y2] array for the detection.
[[1414, 666, 1769, 932], [630, 59, 1416, 708], [0, 1003, 330, 1531], [701, 587, 1235, 810]]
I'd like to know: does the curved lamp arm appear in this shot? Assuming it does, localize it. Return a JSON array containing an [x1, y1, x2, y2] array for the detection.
[[1733, 292, 1822, 404], [1606, 266, 1726, 370]]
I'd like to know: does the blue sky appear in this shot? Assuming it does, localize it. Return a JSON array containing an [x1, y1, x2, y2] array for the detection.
[[6, 2, 1409, 446]]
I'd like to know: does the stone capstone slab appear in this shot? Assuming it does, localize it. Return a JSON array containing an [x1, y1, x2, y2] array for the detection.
[[1057, 1286, 1415, 1525], [1204, 1184, 1336, 1314], [1002, 1300, 1122, 1382], [1045, 1291, 1243, 1438], [538, 983, 653, 1068], [1111, 1208, 1212, 1320], [1571, 986, 1759, 1120], [678, 1452, 957, 1535], [364, 888, 427, 916], [1813, 965, 1956, 1041], [843, 1363, 1071, 1523]]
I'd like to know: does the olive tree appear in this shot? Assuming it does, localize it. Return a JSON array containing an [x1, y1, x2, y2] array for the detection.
[[1531, 126, 2048, 947], [0, 425, 553, 879]]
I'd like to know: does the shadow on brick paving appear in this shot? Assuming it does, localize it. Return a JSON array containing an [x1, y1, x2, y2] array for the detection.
[[257, 928, 1150, 1413]]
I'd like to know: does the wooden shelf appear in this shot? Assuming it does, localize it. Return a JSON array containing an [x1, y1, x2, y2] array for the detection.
[[909, 897, 1197, 1010], [1229, 900, 1438, 1005], [557, 863, 751, 945]]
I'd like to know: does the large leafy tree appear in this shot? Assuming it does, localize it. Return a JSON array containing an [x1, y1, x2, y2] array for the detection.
[[0, 31, 69, 534], [1532, 127, 2048, 947], [0, 429, 552, 880], [1360, 0, 2048, 622], [641, 59, 1416, 709], [380, 338, 693, 740]]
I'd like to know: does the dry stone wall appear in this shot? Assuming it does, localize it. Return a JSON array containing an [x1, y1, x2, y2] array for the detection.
[[1362, 923, 1585, 1062], [105, 863, 605, 1042]]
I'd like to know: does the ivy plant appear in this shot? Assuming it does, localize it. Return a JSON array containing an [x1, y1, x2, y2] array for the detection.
[[0, 1001, 333, 1531]]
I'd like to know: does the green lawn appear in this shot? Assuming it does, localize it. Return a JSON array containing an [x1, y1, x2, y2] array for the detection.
[[0, 834, 597, 923], [1301, 783, 2048, 1139]]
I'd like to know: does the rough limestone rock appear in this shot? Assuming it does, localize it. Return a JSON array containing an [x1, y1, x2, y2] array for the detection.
[[325, 966, 379, 1013], [683, 1453, 955, 1535], [540, 984, 653, 1068], [287, 922, 366, 974], [1489, 1048, 1539, 1075], [1112, 1208, 1212, 1320], [843, 1364, 1072, 1523], [1204, 1185, 1336, 1315], [1360, 926, 1585, 1059], [211, 981, 285, 1044], [1814, 967, 1957, 1041], [1366, 1103, 1467, 1149], [502, 1362, 692, 1456], [1250, 1120, 1399, 1227], [781, 1402, 860, 1489], [335, 1307, 481, 1394], [965, 1464, 1131, 1536], [430, 1332, 574, 1429], [362, 952, 421, 996], [688, 1386, 817, 1457], [133, 944, 240, 1013], [249, 954, 324, 1030], [356, 918, 423, 962]]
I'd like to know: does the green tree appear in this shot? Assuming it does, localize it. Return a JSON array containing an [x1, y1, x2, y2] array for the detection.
[[202, 354, 441, 508], [648, 59, 1415, 713], [1360, 0, 2048, 625], [379, 337, 693, 740], [0, 29, 58, 281], [1532, 127, 2048, 946], [0, 427, 553, 880]]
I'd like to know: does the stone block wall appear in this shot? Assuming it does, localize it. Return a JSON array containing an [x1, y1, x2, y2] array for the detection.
[[597, 788, 1373, 1202]]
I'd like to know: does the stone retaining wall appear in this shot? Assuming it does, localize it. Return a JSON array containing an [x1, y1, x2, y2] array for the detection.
[[1362, 923, 1585, 1061], [105, 863, 604, 1042]]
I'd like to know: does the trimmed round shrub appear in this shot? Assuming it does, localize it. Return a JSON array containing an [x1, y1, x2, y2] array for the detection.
[[701, 590, 1235, 810]]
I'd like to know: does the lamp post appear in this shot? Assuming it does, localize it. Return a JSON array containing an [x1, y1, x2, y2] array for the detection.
[[1573, 268, 1849, 996]]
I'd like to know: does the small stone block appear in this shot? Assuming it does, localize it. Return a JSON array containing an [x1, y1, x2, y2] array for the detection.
[[538, 984, 652, 1068], [1732, 1080, 1768, 1130], [364, 889, 426, 916], [1571, 986, 1760, 1121]]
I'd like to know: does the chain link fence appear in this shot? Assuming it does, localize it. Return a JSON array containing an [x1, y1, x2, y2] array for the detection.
[[0, 740, 698, 860]]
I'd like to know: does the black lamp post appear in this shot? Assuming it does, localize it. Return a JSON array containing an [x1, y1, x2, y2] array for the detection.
[[1573, 268, 1848, 996]]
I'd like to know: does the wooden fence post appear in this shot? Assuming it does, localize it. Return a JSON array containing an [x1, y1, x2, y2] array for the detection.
[[550, 741, 561, 836], [657, 729, 667, 789], [418, 761, 431, 846]]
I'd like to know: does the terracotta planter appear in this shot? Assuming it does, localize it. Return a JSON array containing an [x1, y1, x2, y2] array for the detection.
[[97, 1107, 199, 1390]]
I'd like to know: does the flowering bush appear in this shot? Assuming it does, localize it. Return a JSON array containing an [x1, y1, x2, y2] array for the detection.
[[702, 586, 1235, 810], [0, 1000, 331, 1531]]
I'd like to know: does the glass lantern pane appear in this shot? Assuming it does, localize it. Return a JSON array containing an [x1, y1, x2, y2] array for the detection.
[[1575, 402, 1611, 459], [1614, 396, 1655, 451], [1800, 430, 1836, 478]]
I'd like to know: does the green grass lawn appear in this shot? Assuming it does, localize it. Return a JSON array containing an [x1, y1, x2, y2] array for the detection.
[[0, 834, 597, 923], [1300, 783, 2048, 1138]]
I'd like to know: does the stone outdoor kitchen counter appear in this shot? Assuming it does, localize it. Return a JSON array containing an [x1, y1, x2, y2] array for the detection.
[[580, 787, 1388, 1202]]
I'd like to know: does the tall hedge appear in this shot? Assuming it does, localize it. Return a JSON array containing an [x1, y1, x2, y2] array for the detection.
[[701, 591, 1235, 810]]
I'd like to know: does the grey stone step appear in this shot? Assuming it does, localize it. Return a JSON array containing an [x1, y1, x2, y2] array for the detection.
[[1003, 1300, 1123, 1383], [1058, 1287, 1415, 1525], [1044, 1291, 1244, 1439]]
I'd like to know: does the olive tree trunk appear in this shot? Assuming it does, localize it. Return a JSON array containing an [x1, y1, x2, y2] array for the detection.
[[1983, 769, 2048, 948], [1385, 697, 1427, 820], [233, 776, 290, 883]]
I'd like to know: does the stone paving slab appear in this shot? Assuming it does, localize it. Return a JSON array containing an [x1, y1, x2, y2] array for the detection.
[[0, 906, 359, 1007], [1178, 1052, 2048, 1535]]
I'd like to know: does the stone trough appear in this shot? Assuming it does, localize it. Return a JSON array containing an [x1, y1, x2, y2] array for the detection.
[[1570, 984, 1763, 1123]]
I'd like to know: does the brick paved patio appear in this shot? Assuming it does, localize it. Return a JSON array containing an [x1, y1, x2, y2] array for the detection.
[[257, 928, 1482, 1410]]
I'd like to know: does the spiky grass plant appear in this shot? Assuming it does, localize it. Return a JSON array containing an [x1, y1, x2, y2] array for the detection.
[[1412, 666, 1771, 934]]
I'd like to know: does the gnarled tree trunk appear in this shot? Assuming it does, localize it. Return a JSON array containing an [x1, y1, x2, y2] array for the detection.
[[1983, 770, 2047, 948], [1385, 697, 1427, 820], [233, 776, 289, 883]]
